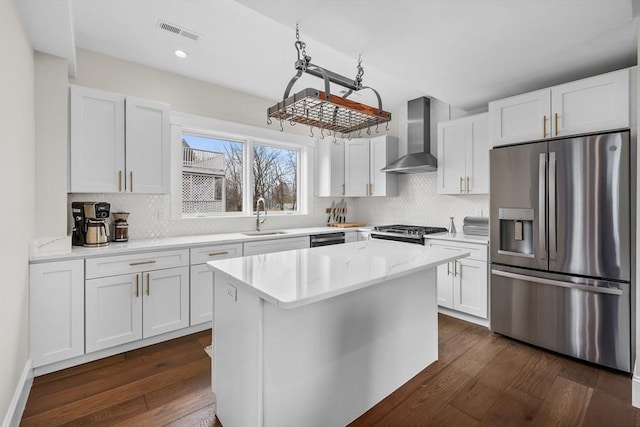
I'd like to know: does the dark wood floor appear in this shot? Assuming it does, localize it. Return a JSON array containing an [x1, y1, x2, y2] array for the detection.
[[21, 315, 640, 426]]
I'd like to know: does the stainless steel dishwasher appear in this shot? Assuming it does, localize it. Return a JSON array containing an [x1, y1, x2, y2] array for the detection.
[[309, 232, 345, 247]]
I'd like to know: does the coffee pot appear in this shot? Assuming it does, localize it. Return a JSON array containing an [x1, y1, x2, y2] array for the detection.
[[85, 219, 110, 246], [72, 202, 110, 247]]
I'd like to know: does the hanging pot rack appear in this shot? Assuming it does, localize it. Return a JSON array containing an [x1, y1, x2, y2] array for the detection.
[[267, 25, 391, 138]]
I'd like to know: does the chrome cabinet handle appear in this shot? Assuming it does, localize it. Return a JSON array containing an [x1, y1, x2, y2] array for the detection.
[[118, 170, 123, 192], [447, 262, 451, 276], [129, 171, 133, 192], [135, 274, 139, 298], [453, 261, 458, 276], [459, 177, 463, 193], [146, 273, 150, 296], [554, 113, 559, 136], [466, 177, 470, 193], [543, 115, 547, 138]]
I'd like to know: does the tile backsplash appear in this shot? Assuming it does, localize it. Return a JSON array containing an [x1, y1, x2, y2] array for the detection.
[[68, 193, 334, 239], [353, 173, 489, 231], [68, 174, 486, 239]]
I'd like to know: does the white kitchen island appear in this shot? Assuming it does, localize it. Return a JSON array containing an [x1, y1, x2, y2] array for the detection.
[[207, 239, 468, 427]]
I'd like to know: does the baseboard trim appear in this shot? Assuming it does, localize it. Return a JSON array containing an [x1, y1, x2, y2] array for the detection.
[[2, 358, 33, 427], [438, 307, 489, 328], [632, 359, 640, 408]]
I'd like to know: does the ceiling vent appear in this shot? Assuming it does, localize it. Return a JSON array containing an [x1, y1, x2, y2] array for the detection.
[[157, 20, 200, 41]]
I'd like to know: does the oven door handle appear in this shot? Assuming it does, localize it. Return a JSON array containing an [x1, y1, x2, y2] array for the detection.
[[311, 236, 345, 244], [491, 269, 623, 296]]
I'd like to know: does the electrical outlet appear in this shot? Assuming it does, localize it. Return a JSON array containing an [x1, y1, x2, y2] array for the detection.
[[227, 284, 237, 301]]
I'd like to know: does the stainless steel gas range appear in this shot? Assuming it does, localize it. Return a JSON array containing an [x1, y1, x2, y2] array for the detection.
[[370, 225, 448, 245]]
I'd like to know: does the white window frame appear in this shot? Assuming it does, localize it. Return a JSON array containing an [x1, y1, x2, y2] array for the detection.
[[170, 112, 312, 220]]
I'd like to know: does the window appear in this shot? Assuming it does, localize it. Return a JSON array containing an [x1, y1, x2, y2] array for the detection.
[[252, 143, 298, 212], [181, 132, 299, 217]]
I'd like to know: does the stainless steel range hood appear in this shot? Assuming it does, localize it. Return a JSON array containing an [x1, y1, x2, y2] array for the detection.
[[382, 97, 438, 174]]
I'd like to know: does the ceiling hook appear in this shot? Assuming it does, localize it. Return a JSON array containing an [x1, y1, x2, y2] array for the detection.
[[366, 126, 371, 135], [279, 119, 284, 132], [320, 127, 325, 139], [385, 122, 390, 131], [309, 126, 314, 138], [267, 117, 272, 126], [358, 128, 362, 137], [375, 123, 380, 133]]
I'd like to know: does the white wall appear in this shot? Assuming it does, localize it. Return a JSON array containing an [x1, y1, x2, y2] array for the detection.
[[35, 52, 68, 237], [0, 0, 35, 422]]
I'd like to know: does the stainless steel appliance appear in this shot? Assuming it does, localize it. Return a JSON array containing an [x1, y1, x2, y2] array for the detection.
[[490, 130, 632, 372], [71, 201, 111, 247], [371, 225, 448, 245], [310, 232, 345, 247]]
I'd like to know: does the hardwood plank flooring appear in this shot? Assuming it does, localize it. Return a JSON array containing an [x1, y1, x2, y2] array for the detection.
[[21, 315, 640, 426]]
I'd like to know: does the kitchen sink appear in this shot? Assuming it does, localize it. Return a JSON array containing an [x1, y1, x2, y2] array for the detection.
[[241, 230, 288, 236]]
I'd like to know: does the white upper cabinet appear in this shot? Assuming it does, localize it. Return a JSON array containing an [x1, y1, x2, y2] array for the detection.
[[489, 89, 550, 146], [344, 138, 370, 197], [125, 97, 171, 194], [315, 139, 345, 197], [489, 68, 630, 147], [437, 113, 489, 195], [318, 135, 397, 197], [69, 85, 170, 193], [551, 69, 629, 137], [369, 135, 398, 197], [69, 86, 125, 193]]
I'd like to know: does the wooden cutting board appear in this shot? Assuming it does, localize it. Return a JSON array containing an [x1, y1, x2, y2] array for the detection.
[[328, 222, 366, 228]]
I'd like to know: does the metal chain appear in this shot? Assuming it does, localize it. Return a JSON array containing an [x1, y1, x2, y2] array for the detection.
[[355, 54, 364, 89], [295, 24, 307, 62]]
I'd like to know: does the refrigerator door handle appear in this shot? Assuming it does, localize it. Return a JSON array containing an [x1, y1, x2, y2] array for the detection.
[[538, 153, 547, 260], [549, 152, 557, 260], [491, 269, 623, 296]]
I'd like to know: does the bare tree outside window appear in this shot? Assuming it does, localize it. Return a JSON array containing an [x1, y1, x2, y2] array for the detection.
[[253, 144, 297, 212], [181, 133, 298, 216]]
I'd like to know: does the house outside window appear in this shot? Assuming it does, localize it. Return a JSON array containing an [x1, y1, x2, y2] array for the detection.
[[181, 132, 299, 217]]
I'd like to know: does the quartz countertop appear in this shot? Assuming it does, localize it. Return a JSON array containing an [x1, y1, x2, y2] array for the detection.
[[207, 239, 469, 309], [29, 226, 365, 263], [425, 232, 489, 245]]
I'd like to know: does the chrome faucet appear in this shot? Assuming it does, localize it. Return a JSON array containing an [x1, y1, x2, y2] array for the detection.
[[255, 197, 267, 231]]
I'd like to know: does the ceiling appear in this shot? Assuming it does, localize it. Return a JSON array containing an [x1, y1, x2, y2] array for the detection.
[[15, 0, 639, 113]]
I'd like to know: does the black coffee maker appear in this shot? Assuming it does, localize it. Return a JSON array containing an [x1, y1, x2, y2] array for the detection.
[[71, 202, 111, 247]]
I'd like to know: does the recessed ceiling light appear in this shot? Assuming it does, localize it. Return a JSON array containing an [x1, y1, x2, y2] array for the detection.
[[174, 50, 188, 58]]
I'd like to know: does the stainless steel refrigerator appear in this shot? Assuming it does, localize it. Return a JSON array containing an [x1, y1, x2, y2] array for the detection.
[[490, 130, 632, 372]]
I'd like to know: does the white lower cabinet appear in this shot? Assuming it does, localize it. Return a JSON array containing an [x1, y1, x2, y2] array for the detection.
[[85, 249, 190, 353], [190, 243, 243, 326], [426, 239, 488, 320], [30, 260, 85, 368]]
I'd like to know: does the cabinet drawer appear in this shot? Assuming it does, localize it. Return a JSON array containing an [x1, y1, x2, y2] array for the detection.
[[243, 236, 310, 256], [425, 239, 487, 262], [191, 243, 243, 265], [86, 249, 189, 279]]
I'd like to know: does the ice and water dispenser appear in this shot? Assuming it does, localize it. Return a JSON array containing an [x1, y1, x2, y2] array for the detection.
[[497, 208, 535, 257]]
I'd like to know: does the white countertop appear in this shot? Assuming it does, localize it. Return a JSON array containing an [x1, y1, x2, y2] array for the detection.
[[425, 232, 489, 245], [29, 226, 363, 262], [207, 239, 468, 309]]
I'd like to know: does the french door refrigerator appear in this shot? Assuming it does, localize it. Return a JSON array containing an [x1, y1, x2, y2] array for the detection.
[[490, 130, 632, 372]]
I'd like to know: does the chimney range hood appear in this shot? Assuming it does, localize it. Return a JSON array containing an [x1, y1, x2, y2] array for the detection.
[[381, 97, 438, 174]]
